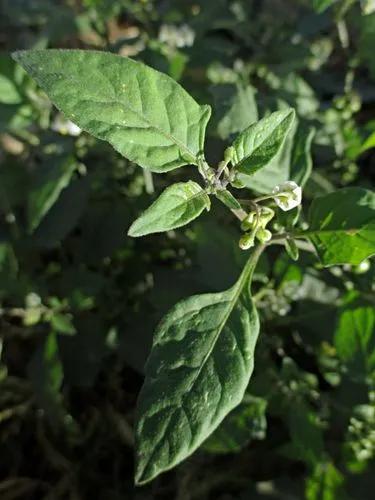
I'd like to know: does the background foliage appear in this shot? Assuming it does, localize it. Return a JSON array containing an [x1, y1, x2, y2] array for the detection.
[[0, 0, 374, 498]]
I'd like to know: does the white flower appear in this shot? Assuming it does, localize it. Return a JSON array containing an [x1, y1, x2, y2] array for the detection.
[[51, 115, 81, 136], [272, 181, 302, 211]]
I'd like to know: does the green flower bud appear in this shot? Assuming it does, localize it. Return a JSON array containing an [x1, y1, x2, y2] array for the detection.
[[256, 228, 272, 243], [239, 232, 255, 250], [259, 206, 275, 228], [241, 212, 255, 231]]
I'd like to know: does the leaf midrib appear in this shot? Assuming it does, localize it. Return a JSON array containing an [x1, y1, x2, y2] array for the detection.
[[180, 249, 259, 412]]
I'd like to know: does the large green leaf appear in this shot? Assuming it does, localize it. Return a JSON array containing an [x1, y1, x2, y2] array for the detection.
[[128, 181, 210, 237], [303, 188, 375, 266], [135, 250, 261, 484], [13, 49, 211, 172], [231, 109, 295, 176]]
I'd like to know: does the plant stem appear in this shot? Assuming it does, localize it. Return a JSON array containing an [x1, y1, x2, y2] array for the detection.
[[268, 235, 315, 253]]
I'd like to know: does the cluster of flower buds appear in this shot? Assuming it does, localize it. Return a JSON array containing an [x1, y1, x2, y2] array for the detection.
[[239, 206, 275, 249], [238, 181, 302, 250]]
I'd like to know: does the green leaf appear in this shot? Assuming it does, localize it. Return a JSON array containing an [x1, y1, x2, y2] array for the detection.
[[231, 109, 295, 176], [0, 57, 22, 104], [312, 0, 337, 13], [128, 181, 210, 237], [51, 313, 76, 336], [211, 83, 258, 140], [360, 131, 375, 154], [287, 402, 324, 466], [303, 188, 375, 266], [12, 49, 211, 172], [28, 155, 76, 233], [203, 394, 267, 454], [235, 113, 297, 194], [306, 462, 345, 500], [334, 302, 375, 376], [135, 250, 261, 484]]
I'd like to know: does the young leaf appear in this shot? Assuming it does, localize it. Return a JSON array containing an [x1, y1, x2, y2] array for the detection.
[[128, 181, 210, 237], [231, 109, 295, 176], [12, 50, 211, 172], [135, 250, 261, 484], [302, 187, 375, 266]]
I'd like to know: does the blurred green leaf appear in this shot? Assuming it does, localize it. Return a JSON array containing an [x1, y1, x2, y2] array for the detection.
[[28, 155, 76, 233], [334, 302, 375, 376], [211, 83, 258, 140], [203, 394, 267, 454], [304, 188, 375, 266]]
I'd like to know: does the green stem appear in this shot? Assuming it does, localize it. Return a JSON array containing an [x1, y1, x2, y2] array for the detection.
[[268, 234, 315, 253]]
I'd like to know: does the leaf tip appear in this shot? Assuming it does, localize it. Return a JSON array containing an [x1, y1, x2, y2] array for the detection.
[[127, 224, 138, 238]]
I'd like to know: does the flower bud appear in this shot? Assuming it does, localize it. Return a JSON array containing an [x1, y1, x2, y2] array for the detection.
[[259, 206, 275, 227], [239, 233, 255, 250], [272, 181, 302, 211], [256, 228, 272, 243], [241, 212, 255, 231]]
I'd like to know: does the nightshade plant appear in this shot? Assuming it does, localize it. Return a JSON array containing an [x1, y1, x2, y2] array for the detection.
[[12, 49, 375, 485]]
